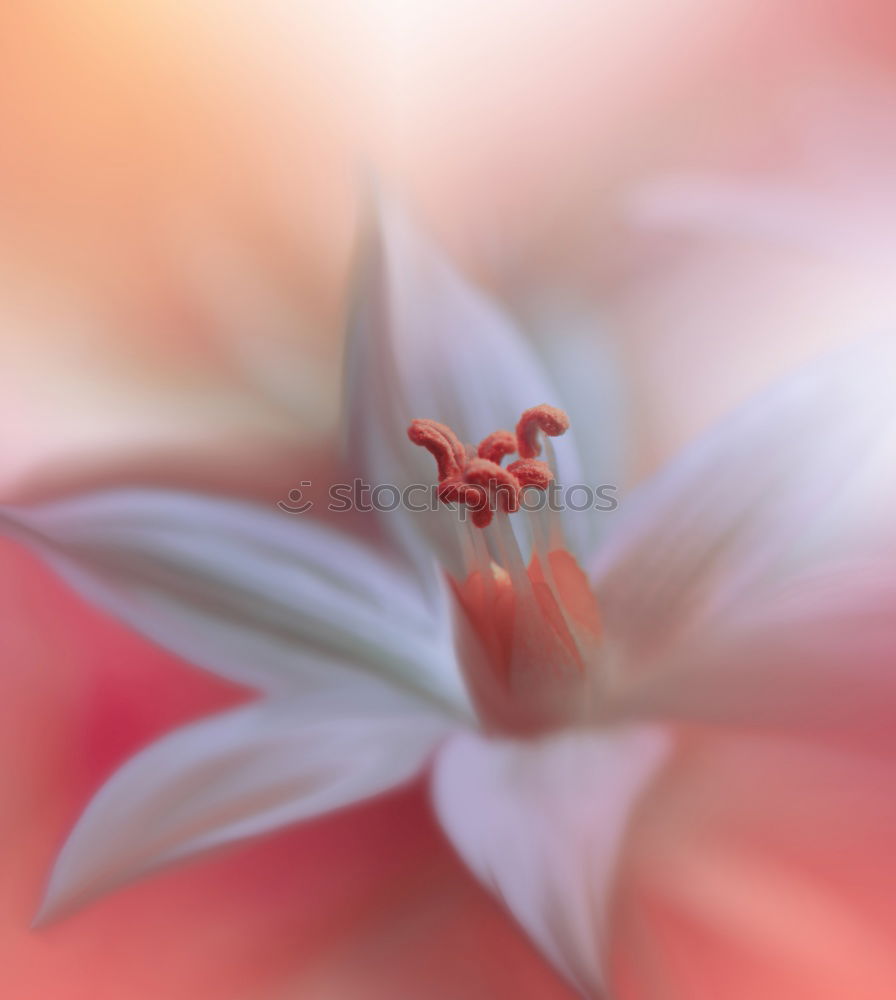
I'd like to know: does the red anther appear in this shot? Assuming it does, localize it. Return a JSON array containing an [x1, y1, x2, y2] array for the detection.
[[458, 483, 490, 511], [471, 506, 493, 528], [507, 458, 553, 490], [515, 404, 570, 459], [408, 419, 466, 480], [464, 458, 521, 513], [409, 406, 572, 529], [439, 478, 489, 508], [437, 478, 463, 504], [461, 484, 493, 528], [439, 480, 492, 526], [477, 429, 517, 465]]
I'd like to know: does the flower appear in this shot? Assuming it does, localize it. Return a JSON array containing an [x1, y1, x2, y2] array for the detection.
[[4, 203, 896, 998]]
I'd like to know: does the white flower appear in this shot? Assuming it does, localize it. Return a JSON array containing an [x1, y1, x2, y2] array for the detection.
[[5, 204, 896, 998]]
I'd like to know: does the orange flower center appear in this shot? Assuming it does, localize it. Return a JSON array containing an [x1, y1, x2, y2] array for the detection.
[[409, 405, 603, 734]]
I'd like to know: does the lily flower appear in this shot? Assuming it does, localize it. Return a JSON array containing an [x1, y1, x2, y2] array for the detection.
[[5, 205, 896, 999]]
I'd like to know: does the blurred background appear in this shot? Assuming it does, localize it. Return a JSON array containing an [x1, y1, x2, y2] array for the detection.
[[3, 0, 896, 996]]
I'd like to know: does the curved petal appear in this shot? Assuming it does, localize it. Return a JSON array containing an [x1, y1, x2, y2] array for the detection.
[[431, 725, 669, 998], [38, 684, 456, 923], [0, 488, 471, 717], [343, 197, 600, 577], [610, 729, 896, 1000], [592, 334, 896, 660]]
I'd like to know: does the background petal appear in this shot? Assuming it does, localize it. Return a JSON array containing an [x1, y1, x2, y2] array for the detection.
[[431, 725, 669, 997], [610, 729, 896, 1000], [609, 562, 896, 747]]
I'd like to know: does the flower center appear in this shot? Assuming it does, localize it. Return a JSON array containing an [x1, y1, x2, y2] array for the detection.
[[408, 405, 602, 734]]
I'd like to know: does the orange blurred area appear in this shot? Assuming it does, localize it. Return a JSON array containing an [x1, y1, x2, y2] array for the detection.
[[2, 0, 896, 491], [5, 1, 896, 996]]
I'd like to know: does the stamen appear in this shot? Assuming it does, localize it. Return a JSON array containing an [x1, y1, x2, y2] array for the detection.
[[477, 430, 517, 465], [540, 437, 566, 549], [515, 404, 570, 459], [438, 480, 491, 526], [407, 404, 568, 529], [506, 458, 553, 490], [411, 406, 602, 737], [407, 419, 466, 480], [487, 510, 529, 591], [464, 458, 521, 514], [470, 506, 493, 529]]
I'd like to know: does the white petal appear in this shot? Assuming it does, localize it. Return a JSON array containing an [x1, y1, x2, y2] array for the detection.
[[343, 197, 599, 574], [592, 334, 896, 658], [591, 335, 896, 741], [431, 725, 669, 998], [39, 685, 455, 922], [1, 488, 471, 716]]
